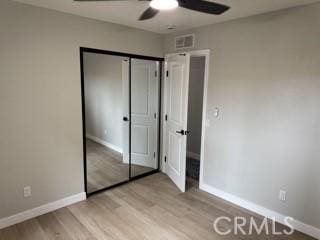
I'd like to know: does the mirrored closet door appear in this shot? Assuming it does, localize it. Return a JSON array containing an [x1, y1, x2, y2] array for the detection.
[[83, 52, 130, 194], [81, 48, 161, 195]]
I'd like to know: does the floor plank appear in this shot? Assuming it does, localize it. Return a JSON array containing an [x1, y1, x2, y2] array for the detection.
[[0, 173, 315, 240]]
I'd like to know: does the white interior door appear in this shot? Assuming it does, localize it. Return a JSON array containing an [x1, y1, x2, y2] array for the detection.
[[165, 53, 190, 192], [130, 59, 159, 168]]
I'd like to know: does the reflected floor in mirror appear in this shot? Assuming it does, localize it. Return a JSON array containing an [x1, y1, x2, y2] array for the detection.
[[86, 139, 153, 193]]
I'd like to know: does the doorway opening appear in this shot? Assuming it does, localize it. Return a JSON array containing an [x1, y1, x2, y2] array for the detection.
[[162, 49, 210, 193], [186, 56, 206, 190]]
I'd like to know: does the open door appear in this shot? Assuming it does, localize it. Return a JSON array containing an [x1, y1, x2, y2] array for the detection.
[[164, 53, 190, 192]]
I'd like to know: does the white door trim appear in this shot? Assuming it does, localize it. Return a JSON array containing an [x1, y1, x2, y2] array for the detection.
[[162, 49, 210, 190]]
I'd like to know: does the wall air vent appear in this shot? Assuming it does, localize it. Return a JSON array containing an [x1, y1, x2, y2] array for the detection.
[[175, 34, 195, 49]]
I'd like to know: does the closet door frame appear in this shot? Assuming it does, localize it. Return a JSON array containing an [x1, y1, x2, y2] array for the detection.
[[80, 47, 163, 197]]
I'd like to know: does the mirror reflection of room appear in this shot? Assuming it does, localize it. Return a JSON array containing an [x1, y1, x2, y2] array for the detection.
[[84, 52, 129, 194], [130, 59, 160, 177]]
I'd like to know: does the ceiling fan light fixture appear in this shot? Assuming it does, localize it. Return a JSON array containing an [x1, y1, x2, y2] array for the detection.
[[150, 0, 178, 10]]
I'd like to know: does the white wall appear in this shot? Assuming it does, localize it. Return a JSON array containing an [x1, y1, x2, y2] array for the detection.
[[187, 57, 205, 159], [84, 53, 124, 151], [165, 3, 320, 230], [0, 0, 163, 219]]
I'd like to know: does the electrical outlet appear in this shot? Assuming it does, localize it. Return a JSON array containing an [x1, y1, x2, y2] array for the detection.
[[24, 186, 32, 198], [279, 190, 286, 202]]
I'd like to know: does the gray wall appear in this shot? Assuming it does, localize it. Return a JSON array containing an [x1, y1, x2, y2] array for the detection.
[[187, 57, 205, 158], [84, 53, 124, 150], [0, 0, 163, 219], [165, 3, 320, 229]]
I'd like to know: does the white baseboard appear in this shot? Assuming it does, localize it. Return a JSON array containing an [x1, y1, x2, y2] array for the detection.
[[86, 134, 123, 154], [187, 151, 200, 160], [200, 182, 320, 239], [0, 192, 86, 230]]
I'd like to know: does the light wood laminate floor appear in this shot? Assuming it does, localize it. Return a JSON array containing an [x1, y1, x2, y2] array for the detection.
[[86, 139, 154, 193], [0, 173, 314, 240]]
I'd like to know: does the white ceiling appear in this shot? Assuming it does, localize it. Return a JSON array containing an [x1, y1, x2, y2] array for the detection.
[[13, 0, 320, 34]]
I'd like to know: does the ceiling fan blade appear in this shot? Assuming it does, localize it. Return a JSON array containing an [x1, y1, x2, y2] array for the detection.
[[139, 7, 159, 21], [178, 0, 230, 15]]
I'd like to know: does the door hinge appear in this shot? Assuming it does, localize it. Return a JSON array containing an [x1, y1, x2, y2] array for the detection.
[[154, 113, 157, 119], [154, 152, 156, 158], [155, 71, 158, 77], [164, 156, 167, 162], [166, 70, 169, 77], [165, 114, 168, 121]]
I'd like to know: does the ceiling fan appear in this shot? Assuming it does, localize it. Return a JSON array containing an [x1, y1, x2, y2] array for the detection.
[[74, 0, 230, 21]]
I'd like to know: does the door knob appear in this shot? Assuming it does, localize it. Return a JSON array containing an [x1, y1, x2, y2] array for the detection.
[[123, 116, 129, 122], [176, 130, 190, 135], [176, 130, 185, 135]]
